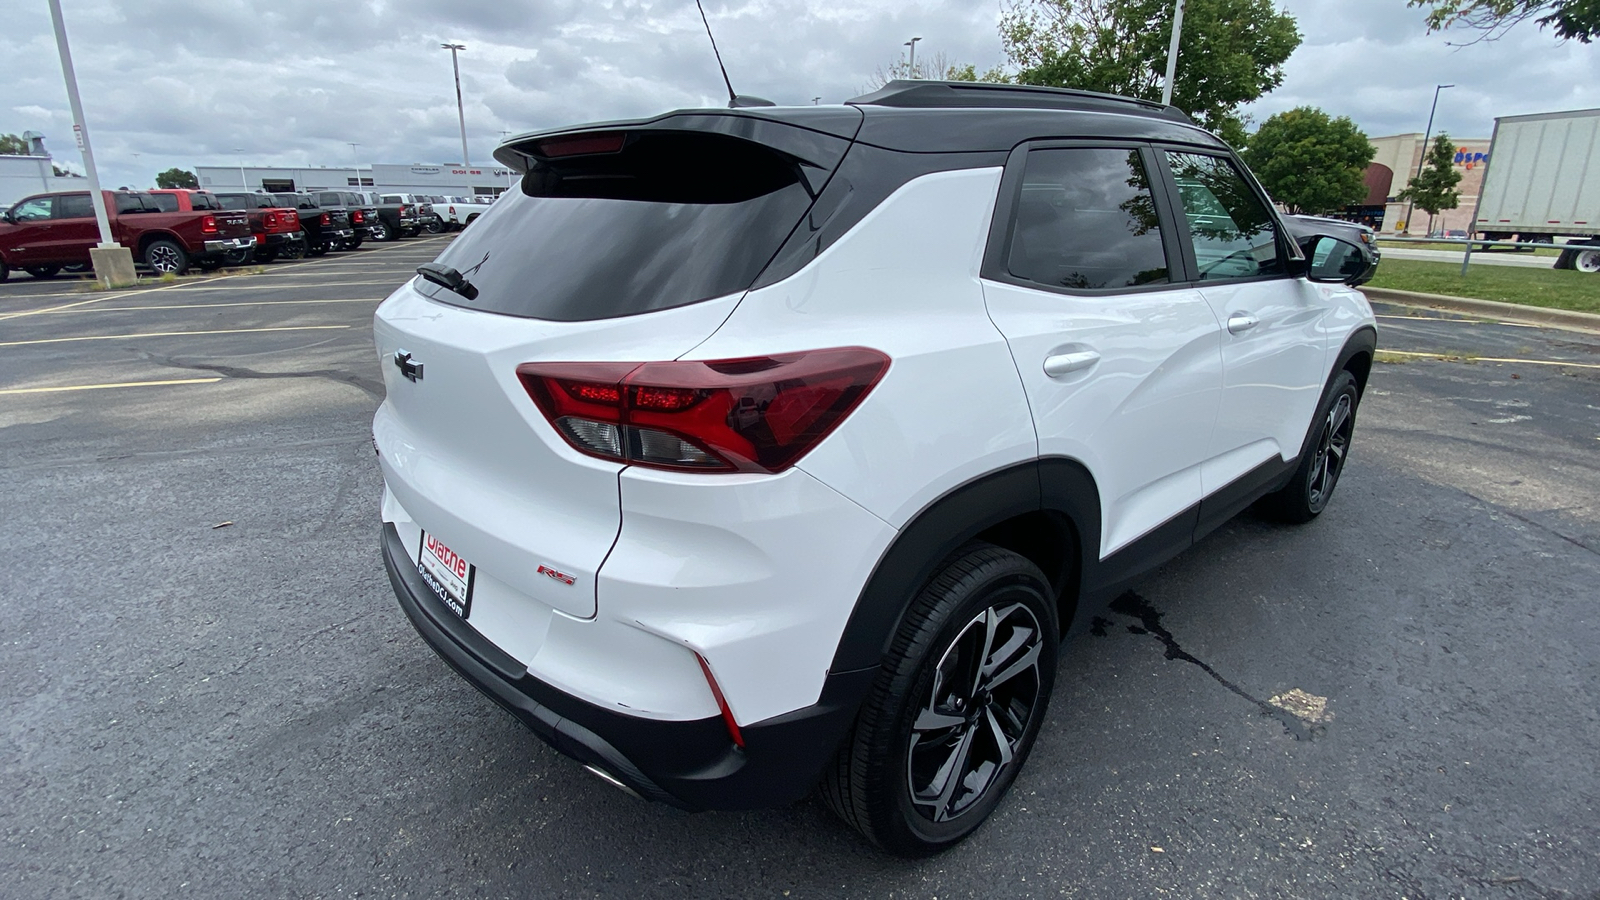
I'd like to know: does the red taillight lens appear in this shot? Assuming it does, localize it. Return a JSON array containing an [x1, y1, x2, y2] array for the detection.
[[352, 209, 365, 223], [400, 204, 409, 215], [201, 215, 218, 234], [516, 348, 890, 474], [319, 212, 330, 225]]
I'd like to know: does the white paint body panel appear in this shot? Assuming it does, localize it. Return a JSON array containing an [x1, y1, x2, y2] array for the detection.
[[1477, 109, 1600, 237], [688, 167, 1039, 529], [982, 279, 1223, 557], [1195, 278, 1333, 482]]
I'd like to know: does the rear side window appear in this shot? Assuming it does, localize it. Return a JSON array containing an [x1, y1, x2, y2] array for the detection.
[[1005, 148, 1169, 291], [418, 130, 824, 321], [56, 193, 93, 219], [1164, 151, 1284, 281], [317, 192, 342, 207], [114, 193, 152, 213], [149, 193, 180, 212]]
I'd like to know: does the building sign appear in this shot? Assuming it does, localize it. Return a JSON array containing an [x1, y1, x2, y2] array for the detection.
[[409, 166, 442, 175], [1453, 149, 1489, 170]]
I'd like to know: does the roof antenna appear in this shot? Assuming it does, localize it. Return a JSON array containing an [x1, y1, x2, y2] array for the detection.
[[694, 0, 774, 108]]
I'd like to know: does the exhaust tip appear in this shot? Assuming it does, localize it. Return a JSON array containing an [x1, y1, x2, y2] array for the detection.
[[583, 764, 642, 800]]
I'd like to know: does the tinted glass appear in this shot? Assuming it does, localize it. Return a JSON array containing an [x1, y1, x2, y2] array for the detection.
[[417, 131, 817, 321], [114, 193, 151, 213], [317, 192, 342, 207], [56, 193, 94, 219], [1165, 151, 1284, 281], [149, 193, 179, 212], [13, 197, 54, 221], [1006, 148, 1168, 290], [216, 195, 248, 210], [190, 193, 221, 210]]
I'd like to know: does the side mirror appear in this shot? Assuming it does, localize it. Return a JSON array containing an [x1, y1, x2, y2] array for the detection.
[[2, 208, 14, 224], [1303, 235, 1371, 286]]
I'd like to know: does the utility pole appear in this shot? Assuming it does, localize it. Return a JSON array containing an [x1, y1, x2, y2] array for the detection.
[[1161, 0, 1186, 107], [1402, 83, 1454, 235], [347, 141, 361, 187], [47, 0, 134, 286], [233, 148, 247, 189], [904, 37, 921, 78], [442, 42, 469, 166]]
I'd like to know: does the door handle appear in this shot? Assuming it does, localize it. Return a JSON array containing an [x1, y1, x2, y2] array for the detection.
[[1043, 350, 1100, 377], [1227, 312, 1259, 334]]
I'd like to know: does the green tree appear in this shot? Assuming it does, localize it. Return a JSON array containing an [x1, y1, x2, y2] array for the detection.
[[999, 0, 1301, 134], [0, 133, 29, 155], [1409, 0, 1598, 42], [1398, 134, 1463, 234], [1242, 107, 1375, 215], [155, 167, 199, 189]]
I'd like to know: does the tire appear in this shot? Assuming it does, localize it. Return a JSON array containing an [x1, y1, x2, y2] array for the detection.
[[1264, 370, 1360, 524], [823, 542, 1058, 856], [1575, 247, 1600, 274], [278, 241, 305, 261], [464, 213, 479, 227], [0, 261, 9, 282], [369, 220, 391, 242], [223, 248, 252, 267], [308, 244, 329, 257], [26, 265, 62, 279], [143, 239, 189, 276], [1556, 248, 1576, 270], [254, 248, 279, 264], [423, 216, 443, 235], [345, 237, 363, 250], [198, 259, 224, 272]]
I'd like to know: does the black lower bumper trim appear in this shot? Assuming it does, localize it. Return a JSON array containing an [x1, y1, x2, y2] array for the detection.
[[382, 523, 875, 810]]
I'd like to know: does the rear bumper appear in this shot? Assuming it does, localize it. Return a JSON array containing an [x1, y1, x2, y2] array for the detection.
[[382, 522, 872, 810], [202, 236, 255, 253], [260, 231, 305, 249]]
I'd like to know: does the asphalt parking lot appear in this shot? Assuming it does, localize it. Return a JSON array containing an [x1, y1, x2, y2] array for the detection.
[[2, 247, 1597, 899]]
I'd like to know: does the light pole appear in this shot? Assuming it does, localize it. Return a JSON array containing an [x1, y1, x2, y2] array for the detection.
[[904, 36, 921, 78], [46, 0, 132, 286], [347, 141, 361, 188], [233, 148, 247, 189], [1161, 0, 1187, 107], [1402, 83, 1454, 235], [442, 42, 469, 166]]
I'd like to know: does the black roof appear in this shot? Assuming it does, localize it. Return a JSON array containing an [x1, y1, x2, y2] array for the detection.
[[495, 81, 1225, 168]]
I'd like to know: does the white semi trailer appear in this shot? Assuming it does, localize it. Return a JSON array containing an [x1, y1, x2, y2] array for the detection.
[[1474, 108, 1600, 272]]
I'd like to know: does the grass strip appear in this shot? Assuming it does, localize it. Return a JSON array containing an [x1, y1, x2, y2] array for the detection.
[[1367, 259, 1600, 315]]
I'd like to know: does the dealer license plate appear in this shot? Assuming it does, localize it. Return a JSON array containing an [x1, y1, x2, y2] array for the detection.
[[418, 531, 474, 619]]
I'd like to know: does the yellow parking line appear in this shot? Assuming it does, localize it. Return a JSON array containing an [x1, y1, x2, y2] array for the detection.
[[1381, 349, 1600, 370], [0, 377, 222, 395], [0, 324, 349, 348]]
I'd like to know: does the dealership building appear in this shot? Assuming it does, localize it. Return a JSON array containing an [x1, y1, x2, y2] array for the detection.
[[192, 162, 520, 197]]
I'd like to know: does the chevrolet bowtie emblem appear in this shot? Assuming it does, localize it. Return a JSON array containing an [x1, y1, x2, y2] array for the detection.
[[393, 350, 424, 383]]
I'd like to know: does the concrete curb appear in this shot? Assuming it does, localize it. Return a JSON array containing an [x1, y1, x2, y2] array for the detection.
[[1363, 287, 1600, 335]]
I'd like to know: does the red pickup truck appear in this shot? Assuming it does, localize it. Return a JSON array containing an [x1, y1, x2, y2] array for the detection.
[[0, 190, 254, 280]]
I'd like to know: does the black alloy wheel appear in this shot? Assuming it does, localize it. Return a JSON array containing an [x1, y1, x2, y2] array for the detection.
[[369, 220, 390, 241], [1265, 369, 1360, 523], [423, 216, 443, 234], [824, 542, 1057, 855], [143, 239, 189, 276], [26, 265, 62, 279], [222, 248, 252, 267]]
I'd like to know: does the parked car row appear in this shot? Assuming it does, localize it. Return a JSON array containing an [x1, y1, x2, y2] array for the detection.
[[0, 187, 451, 280]]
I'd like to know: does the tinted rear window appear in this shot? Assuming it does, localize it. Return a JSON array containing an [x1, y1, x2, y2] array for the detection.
[[190, 193, 221, 210], [416, 131, 820, 321], [150, 193, 180, 212]]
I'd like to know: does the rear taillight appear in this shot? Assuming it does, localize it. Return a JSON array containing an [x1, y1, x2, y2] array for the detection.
[[253, 233, 264, 244], [399, 204, 409, 216], [516, 347, 890, 474], [319, 212, 330, 225], [352, 209, 365, 223], [201, 215, 218, 234]]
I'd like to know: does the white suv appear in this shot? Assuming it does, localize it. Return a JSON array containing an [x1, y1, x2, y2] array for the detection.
[[373, 81, 1377, 855]]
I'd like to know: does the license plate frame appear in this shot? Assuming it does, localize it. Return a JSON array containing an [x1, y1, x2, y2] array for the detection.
[[418, 531, 475, 619]]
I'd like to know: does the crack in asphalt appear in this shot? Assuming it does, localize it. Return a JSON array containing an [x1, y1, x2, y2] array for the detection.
[[142, 352, 385, 400], [1094, 591, 1319, 740]]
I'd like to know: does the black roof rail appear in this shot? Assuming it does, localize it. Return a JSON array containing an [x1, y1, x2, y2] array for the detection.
[[846, 80, 1193, 125]]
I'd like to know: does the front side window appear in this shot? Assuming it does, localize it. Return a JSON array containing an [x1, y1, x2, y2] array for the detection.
[[56, 194, 94, 219], [1005, 148, 1169, 291], [12, 196, 54, 221], [1165, 152, 1284, 281]]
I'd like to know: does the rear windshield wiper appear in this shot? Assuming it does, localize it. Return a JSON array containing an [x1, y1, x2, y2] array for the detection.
[[416, 262, 479, 300]]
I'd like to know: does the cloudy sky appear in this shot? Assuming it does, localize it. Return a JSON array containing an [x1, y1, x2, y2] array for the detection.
[[4, 0, 1597, 188]]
